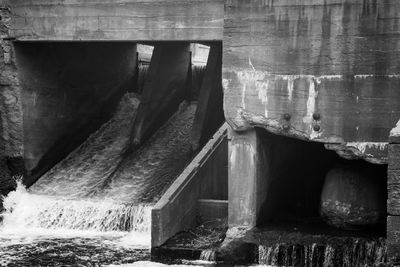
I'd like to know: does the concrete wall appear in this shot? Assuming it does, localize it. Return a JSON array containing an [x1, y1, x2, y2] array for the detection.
[[0, 4, 24, 201], [223, 0, 400, 164], [14, 42, 137, 184], [9, 0, 224, 41], [388, 119, 400, 264], [152, 123, 228, 247]]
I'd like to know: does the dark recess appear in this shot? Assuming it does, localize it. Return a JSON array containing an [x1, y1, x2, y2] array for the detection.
[[257, 130, 387, 236]]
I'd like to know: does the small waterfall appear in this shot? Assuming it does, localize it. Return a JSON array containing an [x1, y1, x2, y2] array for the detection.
[[0, 93, 197, 249], [137, 63, 149, 94], [190, 65, 206, 100], [259, 239, 386, 267], [1, 182, 151, 233], [200, 249, 216, 262]]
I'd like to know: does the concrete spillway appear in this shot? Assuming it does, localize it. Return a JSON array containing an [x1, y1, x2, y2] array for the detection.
[[0, 93, 197, 249], [0, 40, 225, 265]]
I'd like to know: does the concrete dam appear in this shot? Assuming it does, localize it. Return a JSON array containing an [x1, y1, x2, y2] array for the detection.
[[0, 0, 399, 266]]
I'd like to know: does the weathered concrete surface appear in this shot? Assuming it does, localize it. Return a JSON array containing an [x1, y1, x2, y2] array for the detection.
[[152, 123, 228, 247], [14, 42, 137, 184], [388, 119, 400, 265], [0, 5, 23, 159], [228, 128, 270, 228], [223, 0, 400, 164], [9, 0, 224, 41], [0, 3, 23, 202]]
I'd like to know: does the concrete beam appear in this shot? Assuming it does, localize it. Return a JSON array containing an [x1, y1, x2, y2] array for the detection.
[[9, 0, 224, 41]]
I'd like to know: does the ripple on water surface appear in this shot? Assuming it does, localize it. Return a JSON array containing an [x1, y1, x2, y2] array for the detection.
[[0, 238, 149, 267]]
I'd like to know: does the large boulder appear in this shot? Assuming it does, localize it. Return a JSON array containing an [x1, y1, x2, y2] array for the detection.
[[320, 165, 385, 230]]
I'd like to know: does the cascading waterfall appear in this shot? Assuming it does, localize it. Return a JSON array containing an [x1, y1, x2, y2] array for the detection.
[[258, 238, 386, 267], [1, 183, 151, 233], [199, 249, 217, 262], [137, 63, 149, 94], [190, 65, 206, 99], [0, 93, 197, 251]]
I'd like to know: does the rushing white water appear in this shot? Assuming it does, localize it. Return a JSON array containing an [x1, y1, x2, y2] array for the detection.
[[199, 249, 217, 262], [258, 239, 386, 267], [1, 182, 151, 234], [0, 93, 197, 265]]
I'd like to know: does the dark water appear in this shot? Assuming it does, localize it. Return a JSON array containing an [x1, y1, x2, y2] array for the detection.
[[0, 237, 253, 266], [0, 238, 149, 267]]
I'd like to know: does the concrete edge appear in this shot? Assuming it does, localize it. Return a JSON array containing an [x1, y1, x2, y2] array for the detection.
[[151, 122, 229, 247]]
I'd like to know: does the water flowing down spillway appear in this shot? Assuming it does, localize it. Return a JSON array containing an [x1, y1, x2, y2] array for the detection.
[[0, 93, 197, 265]]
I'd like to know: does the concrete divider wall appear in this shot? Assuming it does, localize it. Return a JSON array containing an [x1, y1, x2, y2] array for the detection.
[[151, 123, 228, 247]]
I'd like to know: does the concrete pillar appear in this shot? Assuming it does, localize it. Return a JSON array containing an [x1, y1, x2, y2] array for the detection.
[[388, 120, 400, 264], [190, 43, 224, 151], [131, 42, 191, 145], [228, 128, 270, 228]]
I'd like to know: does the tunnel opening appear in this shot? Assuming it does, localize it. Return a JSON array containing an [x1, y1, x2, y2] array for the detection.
[[256, 128, 387, 238]]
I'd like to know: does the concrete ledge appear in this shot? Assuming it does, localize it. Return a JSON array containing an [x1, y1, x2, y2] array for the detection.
[[151, 123, 228, 247]]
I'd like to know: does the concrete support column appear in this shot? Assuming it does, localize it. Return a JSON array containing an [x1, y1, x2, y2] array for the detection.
[[388, 120, 400, 264], [228, 127, 269, 228], [131, 42, 191, 145], [190, 43, 224, 151]]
